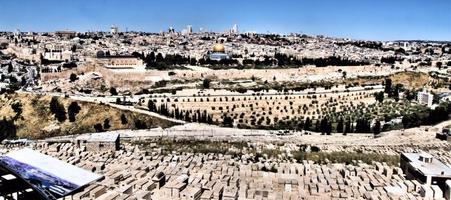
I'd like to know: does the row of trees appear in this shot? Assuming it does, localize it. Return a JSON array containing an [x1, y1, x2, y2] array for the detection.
[[148, 100, 213, 124], [272, 95, 451, 133], [301, 117, 380, 134], [274, 54, 370, 67], [336, 41, 383, 50], [381, 56, 404, 64], [383, 78, 401, 101], [49, 97, 81, 123], [132, 51, 371, 70], [94, 118, 111, 132], [402, 102, 451, 129], [49, 97, 139, 131], [132, 52, 194, 70]]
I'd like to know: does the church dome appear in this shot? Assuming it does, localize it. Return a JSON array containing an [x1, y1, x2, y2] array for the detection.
[[212, 44, 225, 53]]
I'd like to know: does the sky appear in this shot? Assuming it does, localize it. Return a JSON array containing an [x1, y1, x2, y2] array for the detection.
[[0, 0, 450, 41]]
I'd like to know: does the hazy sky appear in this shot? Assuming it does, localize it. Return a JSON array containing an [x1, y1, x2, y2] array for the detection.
[[0, 0, 450, 41]]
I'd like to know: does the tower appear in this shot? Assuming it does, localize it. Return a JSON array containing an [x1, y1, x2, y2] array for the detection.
[[110, 25, 118, 35], [231, 24, 238, 34]]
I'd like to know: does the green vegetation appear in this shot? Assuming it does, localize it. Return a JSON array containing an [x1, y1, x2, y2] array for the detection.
[[0, 118, 16, 141], [132, 139, 249, 156], [263, 96, 451, 133], [292, 151, 399, 166], [49, 97, 67, 122], [130, 139, 399, 166], [69, 73, 78, 82], [0, 93, 180, 140], [202, 78, 211, 89], [132, 49, 370, 70], [67, 102, 81, 122], [110, 87, 118, 96]]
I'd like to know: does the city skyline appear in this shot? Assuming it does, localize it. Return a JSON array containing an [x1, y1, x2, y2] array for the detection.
[[0, 0, 450, 41]]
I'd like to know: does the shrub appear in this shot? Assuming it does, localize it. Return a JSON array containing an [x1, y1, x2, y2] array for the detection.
[[69, 73, 78, 82], [49, 97, 66, 122], [67, 102, 81, 122]]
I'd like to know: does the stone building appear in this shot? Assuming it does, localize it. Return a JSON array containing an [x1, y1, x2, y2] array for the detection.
[[76, 133, 120, 152], [401, 152, 451, 191]]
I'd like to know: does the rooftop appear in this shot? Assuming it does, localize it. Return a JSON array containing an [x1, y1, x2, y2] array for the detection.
[[402, 152, 451, 177], [76, 133, 119, 142]]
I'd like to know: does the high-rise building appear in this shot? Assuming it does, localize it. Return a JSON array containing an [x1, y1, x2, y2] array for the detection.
[[231, 24, 238, 34], [110, 25, 118, 35], [14, 29, 21, 36], [187, 25, 193, 34], [168, 27, 175, 33], [417, 88, 433, 107]]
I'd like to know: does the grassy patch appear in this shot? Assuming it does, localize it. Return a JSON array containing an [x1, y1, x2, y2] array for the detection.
[[0, 93, 179, 139], [292, 151, 400, 166]]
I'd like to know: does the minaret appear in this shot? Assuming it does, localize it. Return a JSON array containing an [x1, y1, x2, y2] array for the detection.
[[110, 25, 118, 35]]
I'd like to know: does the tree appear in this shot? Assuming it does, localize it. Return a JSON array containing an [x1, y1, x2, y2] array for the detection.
[[374, 92, 384, 103], [148, 100, 156, 112], [222, 115, 234, 127], [11, 102, 22, 118], [134, 119, 148, 129], [404, 89, 416, 101], [402, 112, 421, 129], [393, 87, 400, 102], [69, 73, 78, 82], [336, 117, 344, 133], [326, 119, 332, 135], [103, 118, 111, 129], [110, 87, 118, 96], [436, 62, 443, 69], [149, 52, 156, 62], [296, 120, 305, 131], [156, 53, 164, 63], [67, 102, 81, 122], [314, 119, 321, 132], [344, 120, 352, 135], [49, 97, 66, 122], [320, 118, 328, 134], [428, 104, 449, 124], [373, 120, 381, 135], [304, 117, 312, 131], [0, 118, 16, 142], [21, 77, 26, 86], [202, 78, 211, 89], [7, 64, 13, 73], [120, 113, 128, 125], [93, 123, 103, 132], [71, 45, 77, 52], [384, 78, 392, 94]]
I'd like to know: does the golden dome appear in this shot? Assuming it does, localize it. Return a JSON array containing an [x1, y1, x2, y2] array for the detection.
[[213, 44, 225, 53]]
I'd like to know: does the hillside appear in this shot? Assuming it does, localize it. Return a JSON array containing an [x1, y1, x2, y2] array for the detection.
[[0, 93, 180, 140], [345, 71, 431, 89]]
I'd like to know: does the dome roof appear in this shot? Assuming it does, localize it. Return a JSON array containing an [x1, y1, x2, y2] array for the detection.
[[212, 44, 225, 53]]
